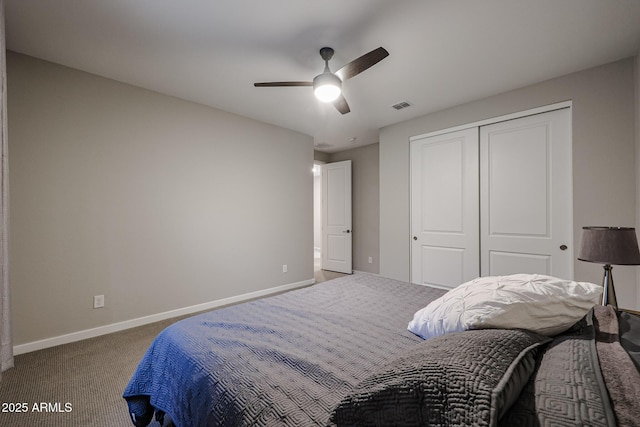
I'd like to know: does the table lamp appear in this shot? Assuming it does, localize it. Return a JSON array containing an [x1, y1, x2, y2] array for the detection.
[[578, 226, 640, 308]]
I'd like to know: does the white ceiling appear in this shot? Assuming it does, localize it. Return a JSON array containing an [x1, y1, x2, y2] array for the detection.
[[5, 0, 640, 152]]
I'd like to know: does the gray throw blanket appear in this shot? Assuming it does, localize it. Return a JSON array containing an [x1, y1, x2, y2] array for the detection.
[[500, 308, 619, 426], [594, 305, 640, 427]]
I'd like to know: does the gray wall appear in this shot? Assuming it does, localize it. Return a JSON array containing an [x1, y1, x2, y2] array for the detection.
[[326, 144, 380, 274], [8, 52, 314, 346], [636, 52, 640, 309], [380, 57, 638, 309], [313, 151, 331, 163]]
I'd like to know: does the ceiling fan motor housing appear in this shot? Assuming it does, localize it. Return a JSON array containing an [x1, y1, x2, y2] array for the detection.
[[319, 47, 335, 62]]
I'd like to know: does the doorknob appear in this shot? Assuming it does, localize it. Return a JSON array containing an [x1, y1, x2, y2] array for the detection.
[[560, 244, 568, 251], [343, 229, 351, 234], [413, 236, 418, 241]]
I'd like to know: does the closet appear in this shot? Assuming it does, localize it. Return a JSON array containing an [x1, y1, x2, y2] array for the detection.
[[410, 107, 572, 289]]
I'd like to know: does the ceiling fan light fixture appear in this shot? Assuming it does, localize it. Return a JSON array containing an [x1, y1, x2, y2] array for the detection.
[[313, 73, 342, 102]]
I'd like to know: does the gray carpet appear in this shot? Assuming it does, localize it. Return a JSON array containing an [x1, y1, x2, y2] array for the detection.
[[0, 315, 184, 427], [0, 272, 344, 427]]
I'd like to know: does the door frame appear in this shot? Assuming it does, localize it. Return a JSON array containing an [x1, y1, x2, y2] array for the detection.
[[410, 101, 572, 142], [313, 161, 325, 270], [409, 100, 573, 284]]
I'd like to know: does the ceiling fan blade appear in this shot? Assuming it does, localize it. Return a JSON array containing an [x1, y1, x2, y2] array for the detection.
[[332, 94, 350, 115], [254, 81, 313, 87], [335, 47, 389, 81]]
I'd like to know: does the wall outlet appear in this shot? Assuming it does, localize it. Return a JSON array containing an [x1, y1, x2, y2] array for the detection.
[[93, 295, 105, 309], [368, 256, 373, 264], [282, 264, 288, 273]]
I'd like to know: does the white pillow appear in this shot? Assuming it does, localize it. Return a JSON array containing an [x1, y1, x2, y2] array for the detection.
[[408, 274, 602, 339]]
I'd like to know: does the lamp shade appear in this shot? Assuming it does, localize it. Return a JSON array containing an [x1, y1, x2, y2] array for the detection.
[[578, 226, 640, 265]]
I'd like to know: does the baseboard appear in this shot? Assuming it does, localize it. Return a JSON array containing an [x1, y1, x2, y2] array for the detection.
[[353, 270, 381, 277], [13, 278, 315, 356]]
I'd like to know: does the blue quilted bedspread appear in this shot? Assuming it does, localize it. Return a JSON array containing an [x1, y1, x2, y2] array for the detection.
[[123, 274, 445, 427]]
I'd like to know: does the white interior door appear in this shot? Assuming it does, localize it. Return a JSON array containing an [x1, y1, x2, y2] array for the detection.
[[410, 128, 479, 288], [480, 108, 572, 278], [322, 160, 352, 274]]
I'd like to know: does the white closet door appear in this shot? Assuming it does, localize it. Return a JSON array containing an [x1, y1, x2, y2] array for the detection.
[[480, 108, 572, 278], [411, 128, 479, 288]]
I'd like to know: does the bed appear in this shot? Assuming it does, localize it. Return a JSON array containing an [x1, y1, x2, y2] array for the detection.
[[123, 273, 640, 426]]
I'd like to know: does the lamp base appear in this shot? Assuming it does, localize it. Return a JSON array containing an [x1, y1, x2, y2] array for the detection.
[[602, 264, 617, 308]]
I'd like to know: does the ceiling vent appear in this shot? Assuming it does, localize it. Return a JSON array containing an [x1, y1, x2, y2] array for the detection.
[[391, 101, 412, 110], [314, 142, 333, 149]]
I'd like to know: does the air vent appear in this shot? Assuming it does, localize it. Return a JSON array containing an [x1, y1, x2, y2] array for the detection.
[[314, 142, 333, 149], [391, 101, 412, 110]]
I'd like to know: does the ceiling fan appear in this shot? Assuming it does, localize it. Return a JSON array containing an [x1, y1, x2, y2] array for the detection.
[[254, 46, 389, 115]]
